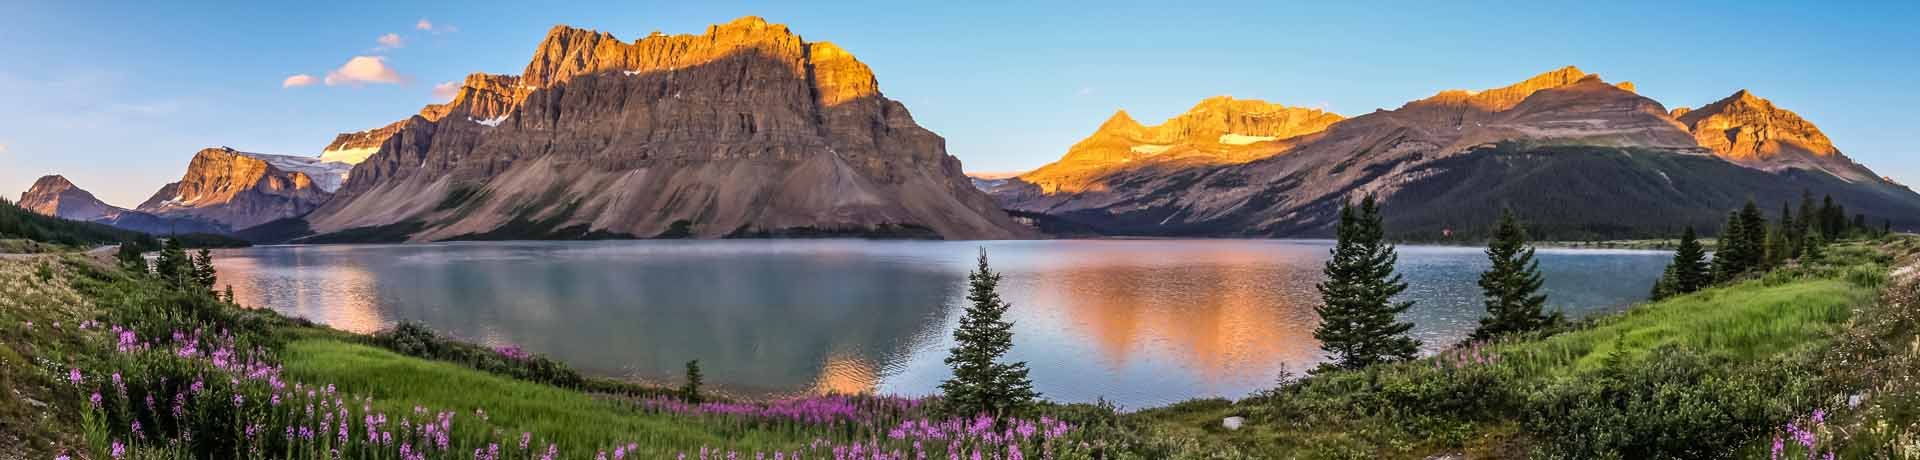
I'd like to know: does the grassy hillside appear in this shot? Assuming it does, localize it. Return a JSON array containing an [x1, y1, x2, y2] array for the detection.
[[2, 236, 1915, 458]]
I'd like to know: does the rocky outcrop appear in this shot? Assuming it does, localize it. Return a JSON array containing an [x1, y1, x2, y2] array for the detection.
[[1015, 97, 1343, 195], [304, 17, 1032, 241], [989, 66, 1920, 237], [1673, 90, 1879, 182], [136, 147, 335, 230], [19, 175, 120, 221], [17, 175, 227, 235]]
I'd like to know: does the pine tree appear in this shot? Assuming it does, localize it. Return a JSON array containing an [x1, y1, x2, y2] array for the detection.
[[153, 239, 190, 287], [191, 249, 218, 293], [1471, 209, 1555, 340], [1651, 227, 1711, 300], [1798, 190, 1818, 242], [224, 285, 236, 304], [1780, 201, 1801, 259], [115, 243, 147, 274], [681, 360, 704, 403], [1712, 201, 1767, 282], [1802, 231, 1825, 263], [1313, 195, 1420, 371], [1763, 224, 1787, 269], [1820, 195, 1840, 239], [940, 249, 1038, 416]]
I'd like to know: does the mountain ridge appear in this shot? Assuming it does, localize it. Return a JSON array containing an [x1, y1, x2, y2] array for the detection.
[[301, 17, 1034, 241]]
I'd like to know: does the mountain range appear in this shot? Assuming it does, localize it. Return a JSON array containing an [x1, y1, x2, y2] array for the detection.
[[984, 66, 1920, 239], [16, 21, 1918, 243]]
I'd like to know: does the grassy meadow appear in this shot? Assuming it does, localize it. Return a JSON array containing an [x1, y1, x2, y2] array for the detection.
[[1, 237, 1916, 458]]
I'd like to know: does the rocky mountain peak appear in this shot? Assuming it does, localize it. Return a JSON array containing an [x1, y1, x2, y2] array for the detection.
[[19, 175, 118, 221], [1015, 96, 1344, 194], [1676, 89, 1842, 161], [136, 147, 334, 229], [305, 18, 1031, 241]]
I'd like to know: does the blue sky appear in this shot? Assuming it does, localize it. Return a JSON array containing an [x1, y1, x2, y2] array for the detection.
[[3, 1, 1918, 206]]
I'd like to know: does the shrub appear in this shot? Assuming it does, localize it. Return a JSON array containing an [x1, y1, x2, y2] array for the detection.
[[1526, 345, 1821, 459]]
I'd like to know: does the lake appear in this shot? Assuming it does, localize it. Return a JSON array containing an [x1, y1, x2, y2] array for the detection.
[[210, 239, 1670, 408]]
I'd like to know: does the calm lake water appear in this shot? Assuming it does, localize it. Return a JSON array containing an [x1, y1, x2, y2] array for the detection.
[[211, 240, 1669, 408]]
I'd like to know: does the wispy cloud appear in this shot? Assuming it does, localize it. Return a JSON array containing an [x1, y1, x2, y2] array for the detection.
[[416, 18, 455, 34], [282, 74, 316, 88], [324, 56, 405, 86], [432, 81, 460, 100], [375, 33, 405, 50], [0, 143, 9, 158], [1076, 87, 1097, 96]]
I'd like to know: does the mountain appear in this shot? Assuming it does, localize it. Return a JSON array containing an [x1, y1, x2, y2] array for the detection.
[[16, 175, 228, 235], [1015, 97, 1344, 195], [1672, 90, 1881, 183], [134, 147, 338, 230], [19, 175, 120, 221], [300, 17, 1032, 242], [989, 66, 1920, 239]]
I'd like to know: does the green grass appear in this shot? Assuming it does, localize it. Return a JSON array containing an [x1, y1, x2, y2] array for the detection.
[[278, 339, 809, 455], [1511, 276, 1865, 376]]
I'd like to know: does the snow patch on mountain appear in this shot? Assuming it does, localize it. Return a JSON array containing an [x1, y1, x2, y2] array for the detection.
[[236, 151, 354, 193]]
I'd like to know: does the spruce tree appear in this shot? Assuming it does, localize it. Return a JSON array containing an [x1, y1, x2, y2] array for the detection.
[[191, 249, 218, 293], [681, 360, 704, 403], [1763, 224, 1787, 269], [153, 239, 191, 287], [1820, 195, 1840, 239], [1798, 190, 1817, 241], [1471, 209, 1555, 340], [1802, 231, 1825, 263], [940, 249, 1038, 416], [1712, 201, 1767, 282], [1780, 201, 1801, 259], [1313, 195, 1420, 371], [1652, 227, 1711, 300], [115, 243, 147, 274]]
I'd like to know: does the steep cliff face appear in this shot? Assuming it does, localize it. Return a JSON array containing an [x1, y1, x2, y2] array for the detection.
[[989, 66, 1920, 237], [136, 147, 334, 230], [19, 175, 120, 221], [1014, 97, 1343, 195], [306, 17, 1032, 241], [1673, 90, 1879, 182]]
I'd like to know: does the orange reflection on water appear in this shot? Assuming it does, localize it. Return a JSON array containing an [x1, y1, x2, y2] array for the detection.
[[1020, 245, 1323, 385], [215, 249, 388, 334], [812, 353, 880, 395]]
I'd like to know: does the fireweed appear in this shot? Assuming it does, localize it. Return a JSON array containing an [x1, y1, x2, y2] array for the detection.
[[57, 321, 1085, 459]]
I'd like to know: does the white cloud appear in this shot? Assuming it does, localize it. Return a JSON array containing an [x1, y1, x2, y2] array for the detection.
[[282, 74, 316, 88], [416, 18, 455, 34], [1076, 87, 1096, 96], [432, 81, 460, 100], [0, 143, 9, 157], [324, 56, 405, 86], [376, 33, 405, 50]]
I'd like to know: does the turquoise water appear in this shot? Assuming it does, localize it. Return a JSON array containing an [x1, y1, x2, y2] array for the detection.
[[211, 239, 1669, 408]]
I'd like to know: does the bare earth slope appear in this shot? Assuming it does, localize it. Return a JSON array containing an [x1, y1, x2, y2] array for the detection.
[[305, 17, 1032, 241]]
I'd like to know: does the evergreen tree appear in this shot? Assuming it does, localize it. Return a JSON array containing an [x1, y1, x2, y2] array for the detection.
[[1471, 209, 1556, 340], [1853, 214, 1868, 237], [115, 243, 147, 274], [1763, 224, 1787, 269], [1820, 195, 1841, 239], [1313, 195, 1420, 371], [191, 249, 218, 293], [939, 249, 1038, 416], [224, 285, 236, 304], [1780, 201, 1801, 258], [1798, 190, 1818, 241], [681, 360, 704, 403], [1651, 227, 1711, 300], [1885, 219, 1894, 237], [1712, 201, 1767, 282], [1802, 231, 1825, 263], [153, 239, 191, 287]]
